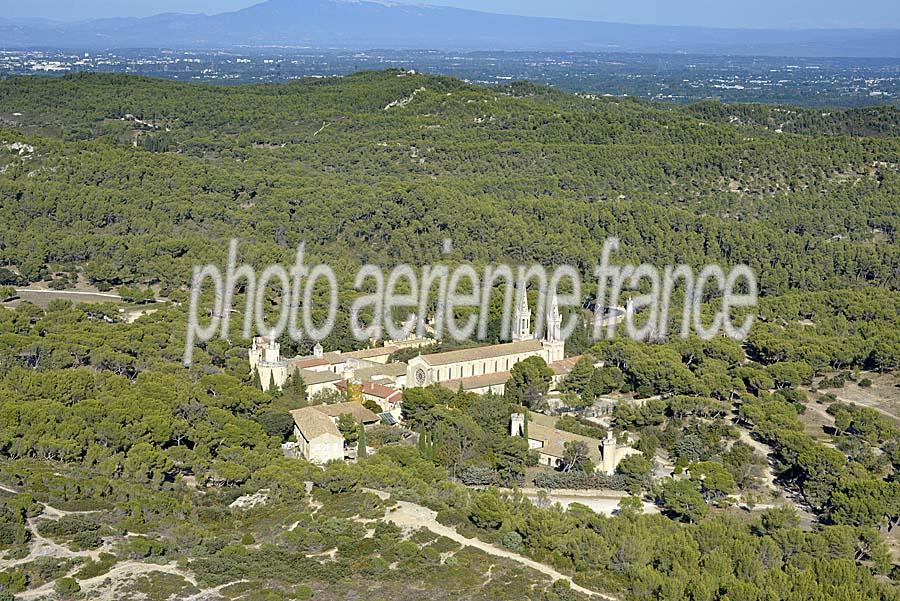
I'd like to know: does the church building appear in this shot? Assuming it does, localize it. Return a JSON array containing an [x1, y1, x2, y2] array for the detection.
[[406, 293, 565, 390]]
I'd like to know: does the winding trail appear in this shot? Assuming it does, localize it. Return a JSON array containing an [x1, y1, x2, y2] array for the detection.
[[6, 479, 615, 599], [367, 490, 617, 599], [16, 562, 192, 600], [0, 481, 225, 601]]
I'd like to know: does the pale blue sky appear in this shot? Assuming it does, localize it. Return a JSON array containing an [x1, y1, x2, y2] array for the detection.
[[7, 0, 899, 29]]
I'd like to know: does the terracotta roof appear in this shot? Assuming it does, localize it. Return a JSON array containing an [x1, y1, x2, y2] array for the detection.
[[289, 356, 330, 369], [419, 339, 544, 367], [312, 401, 380, 424], [361, 381, 402, 400], [290, 407, 343, 441], [549, 355, 583, 376], [440, 371, 510, 392]]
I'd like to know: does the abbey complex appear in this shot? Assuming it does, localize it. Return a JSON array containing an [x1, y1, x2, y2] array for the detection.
[[246, 292, 638, 471], [249, 293, 567, 397]]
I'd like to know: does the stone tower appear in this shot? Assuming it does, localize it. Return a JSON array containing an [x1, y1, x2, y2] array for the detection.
[[249, 334, 287, 393], [601, 431, 617, 475], [249, 334, 281, 372], [510, 413, 526, 437]]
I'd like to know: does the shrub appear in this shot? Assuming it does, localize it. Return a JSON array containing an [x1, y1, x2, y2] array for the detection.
[[74, 553, 117, 579], [458, 466, 500, 486], [533, 471, 627, 490], [436, 508, 467, 527], [54, 577, 81, 595], [499, 531, 524, 552], [118, 536, 166, 559]]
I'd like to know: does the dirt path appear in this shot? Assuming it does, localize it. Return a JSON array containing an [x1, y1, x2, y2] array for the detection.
[[487, 487, 657, 516], [0, 483, 19, 495], [369, 490, 616, 600], [16, 562, 191, 600], [1, 516, 113, 569], [182, 579, 250, 601], [8, 479, 612, 599], [737, 430, 778, 492], [0, 481, 204, 600]]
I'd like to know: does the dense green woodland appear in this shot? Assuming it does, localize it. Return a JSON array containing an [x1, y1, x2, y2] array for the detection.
[[0, 72, 898, 600], [0, 71, 896, 295]]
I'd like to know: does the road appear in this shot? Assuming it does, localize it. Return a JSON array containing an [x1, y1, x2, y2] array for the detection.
[[9, 288, 122, 308], [484, 486, 658, 516]]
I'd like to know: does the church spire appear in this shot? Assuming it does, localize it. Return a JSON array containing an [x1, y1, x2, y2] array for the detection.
[[546, 292, 562, 342], [512, 289, 531, 341]]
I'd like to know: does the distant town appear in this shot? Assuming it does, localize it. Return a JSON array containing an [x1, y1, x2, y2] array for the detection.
[[2, 48, 898, 106]]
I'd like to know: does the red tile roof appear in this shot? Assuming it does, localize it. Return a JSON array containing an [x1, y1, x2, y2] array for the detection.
[[362, 381, 402, 400], [289, 356, 330, 369]]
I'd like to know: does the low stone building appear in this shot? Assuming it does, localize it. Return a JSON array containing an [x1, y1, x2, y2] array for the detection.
[[289, 402, 382, 464], [511, 412, 602, 469], [510, 412, 639, 475], [289, 407, 345, 464], [298, 369, 344, 396]]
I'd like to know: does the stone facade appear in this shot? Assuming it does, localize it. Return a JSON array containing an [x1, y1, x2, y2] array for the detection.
[[406, 293, 565, 391]]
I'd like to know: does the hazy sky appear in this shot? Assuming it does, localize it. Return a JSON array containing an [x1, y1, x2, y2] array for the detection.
[[8, 0, 900, 29]]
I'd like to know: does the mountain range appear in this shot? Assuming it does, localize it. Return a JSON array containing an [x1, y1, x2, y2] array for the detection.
[[2, 0, 899, 58]]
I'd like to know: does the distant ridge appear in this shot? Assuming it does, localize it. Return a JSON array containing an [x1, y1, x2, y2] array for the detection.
[[2, 0, 899, 58]]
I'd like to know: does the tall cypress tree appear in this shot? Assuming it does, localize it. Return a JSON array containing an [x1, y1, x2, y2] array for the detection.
[[293, 372, 307, 405], [417, 430, 430, 459], [357, 424, 367, 459]]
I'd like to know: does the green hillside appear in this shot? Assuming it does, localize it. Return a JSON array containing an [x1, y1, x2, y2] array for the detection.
[[0, 72, 898, 601], [0, 71, 896, 294]]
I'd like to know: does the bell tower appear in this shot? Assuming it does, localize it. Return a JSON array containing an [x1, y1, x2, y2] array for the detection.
[[542, 293, 565, 363], [512, 291, 531, 342]]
